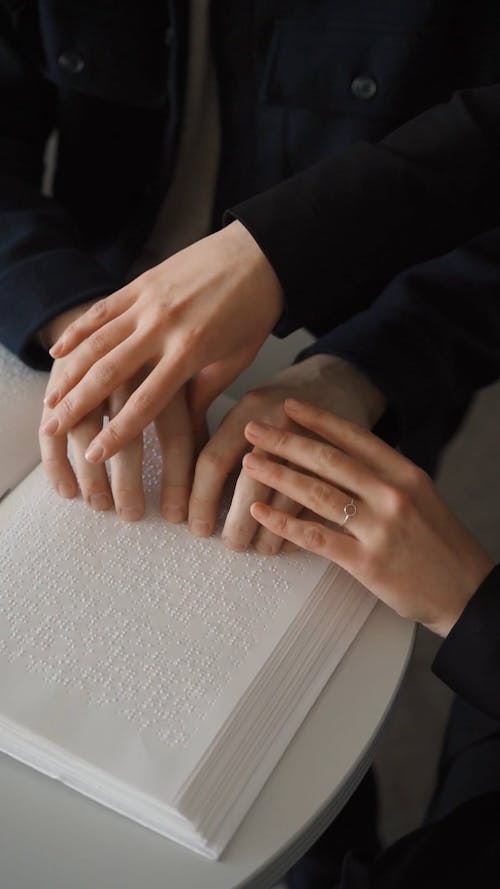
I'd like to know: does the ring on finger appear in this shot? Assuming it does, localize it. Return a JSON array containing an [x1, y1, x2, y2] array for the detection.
[[341, 497, 357, 526]]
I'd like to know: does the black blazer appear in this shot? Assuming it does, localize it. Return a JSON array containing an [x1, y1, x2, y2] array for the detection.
[[338, 565, 500, 889], [1, 1, 500, 468], [233, 85, 500, 468]]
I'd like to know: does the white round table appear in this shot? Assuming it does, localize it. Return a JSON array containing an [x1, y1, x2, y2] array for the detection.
[[0, 334, 415, 887], [0, 603, 414, 889]]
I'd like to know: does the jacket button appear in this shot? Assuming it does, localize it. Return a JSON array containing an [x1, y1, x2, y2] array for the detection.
[[58, 50, 85, 75], [351, 75, 377, 100]]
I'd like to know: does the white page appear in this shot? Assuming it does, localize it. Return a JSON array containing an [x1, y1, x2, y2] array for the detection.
[[0, 427, 328, 810], [0, 353, 375, 857], [0, 345, 48, 497]]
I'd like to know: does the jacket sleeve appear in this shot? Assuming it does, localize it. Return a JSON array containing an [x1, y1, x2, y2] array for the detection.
[[0, 9, 118, 370], [432, 564, 500, 722], [338, 572, 500, 887], [228, 84, 500, 336], [339, 792, 500, 889], [294, 229, 500, 471], [337, 568, 500, 888]]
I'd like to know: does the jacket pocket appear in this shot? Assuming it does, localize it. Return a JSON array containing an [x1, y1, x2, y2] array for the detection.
[[263, 18, 456, 122], [37, 0, 170, 108], [255, 17, 458, 181]]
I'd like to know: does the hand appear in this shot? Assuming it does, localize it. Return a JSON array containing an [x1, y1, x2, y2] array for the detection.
[[188, 354, 387, 552], [38, 300, 97, 352], [242, 399, 493, 637], [40, 353, 146, 518], [40, 308, 195, 521], [39, 221, 284, 463]]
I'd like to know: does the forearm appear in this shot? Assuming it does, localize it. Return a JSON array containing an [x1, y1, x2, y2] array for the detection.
[[432, 564, 500, 721], [229, 84, 500, 335], [289, 353, 388, 430], [0, 150, 119, 369], [0, 12, 118, 368], [296, 228, 500, 472], [339, 792, 500, 889]]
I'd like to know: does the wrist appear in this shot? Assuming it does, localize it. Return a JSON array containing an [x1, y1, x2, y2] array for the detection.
[[426, 555, 495, 638], [314, 353, 388, 428], [222, 220, 285, 326]]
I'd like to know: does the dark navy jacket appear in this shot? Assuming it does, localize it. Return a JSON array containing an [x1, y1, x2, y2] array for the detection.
[[1, 0, 500, 470], [340, 563, 500, 888]]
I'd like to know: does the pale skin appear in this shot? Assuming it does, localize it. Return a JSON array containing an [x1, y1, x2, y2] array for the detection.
[[189, 353, 386, 552], [38, 220, 386, 547], [42, 221, 284, 449], [39, 221, 283, 522], [39, 305, 196, 521], [241, 399, 494, 638]]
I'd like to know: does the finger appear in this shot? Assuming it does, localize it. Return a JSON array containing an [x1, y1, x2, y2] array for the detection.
[[108, 440, 145, 521], [281, 509, 322, 553], [242, 451, 367, 533], [220, 449, 274, 552], [39, 420, 78, 499], [49, 287, 135, 358], [188, 404, 252, 538], [244, 420, 378, 504], [69, 407, 113, 511], [44, 311, 136, 408], [284, 402, 457, 544], [189, 356, 249, 432], [282, 539, 300, 553], [108, 383, 145, 522], [155, 389, 194, 523], [284, 398, 427, 493], [249, 502, 359, 568], [40, 332, 151, 443], [253, 489, 303, 554], [83, 352, 193, 463]]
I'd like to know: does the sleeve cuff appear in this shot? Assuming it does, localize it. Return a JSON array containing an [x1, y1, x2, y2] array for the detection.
[[0, 248, 119, 370], [432, 564, 500, 720], [293, 294, 449, 471], [223, 141, 424, 337]]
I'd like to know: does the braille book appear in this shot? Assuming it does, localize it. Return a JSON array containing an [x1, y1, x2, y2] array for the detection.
[[0, 345, 375, 859]]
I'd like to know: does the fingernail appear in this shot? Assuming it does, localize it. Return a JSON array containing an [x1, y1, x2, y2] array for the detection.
[[44, 389, 59, 408], [245, 421, 265, 438], [190, 519, 210, 537], [42, 417, 59, 435], [284, 398, 303, 412], [89, 493, 112, 511], [49, 341, 64, 358], [118, 506, 143, 522], [85, 443, 105, 463], [254, 541, 279, 555], [250, 501, 269, 518], [242, 453, 259, 469], [163, 504, 185, 523], [57, 482, 76, 498], [222, 537, 246, 552]]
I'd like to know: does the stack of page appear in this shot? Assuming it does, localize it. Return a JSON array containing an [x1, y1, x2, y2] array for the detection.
[[0, 345, 375, 859]]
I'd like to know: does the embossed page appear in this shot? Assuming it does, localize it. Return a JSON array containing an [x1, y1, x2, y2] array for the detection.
[[0, 426, 328, 843], [0, 344, 48, 497]]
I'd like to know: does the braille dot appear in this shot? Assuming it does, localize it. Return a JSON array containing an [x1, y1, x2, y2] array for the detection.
[[0, 397, 319, 749]]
